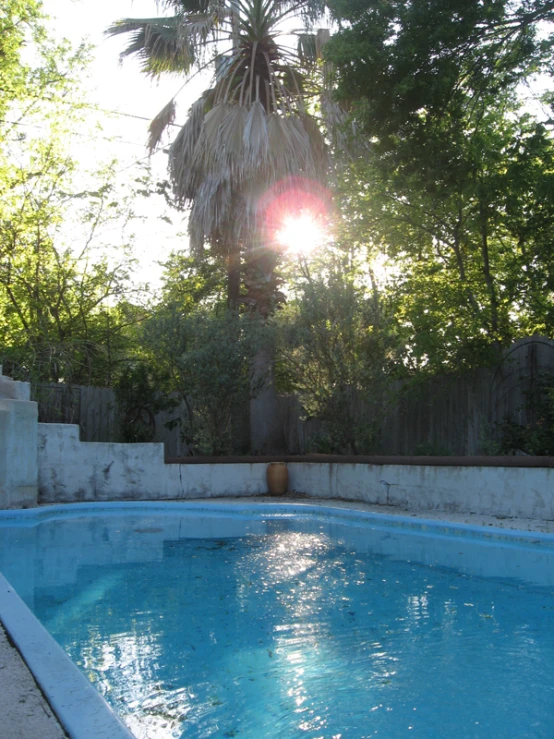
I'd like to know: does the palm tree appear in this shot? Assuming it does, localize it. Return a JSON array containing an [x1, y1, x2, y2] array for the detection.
[[108, 0, 330, 309], [109, 0, 332, 452]]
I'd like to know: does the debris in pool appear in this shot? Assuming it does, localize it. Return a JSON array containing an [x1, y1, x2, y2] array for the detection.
[[134, 527, 163, 534]]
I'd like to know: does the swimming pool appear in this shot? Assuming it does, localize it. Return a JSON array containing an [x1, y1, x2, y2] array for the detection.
[[1, 501, 554, 738]]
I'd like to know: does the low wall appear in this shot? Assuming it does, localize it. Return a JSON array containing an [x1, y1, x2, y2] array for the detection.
[[38, 424, 266, 502], [0, 371, 38, 509], [37, 423, 554, 520]]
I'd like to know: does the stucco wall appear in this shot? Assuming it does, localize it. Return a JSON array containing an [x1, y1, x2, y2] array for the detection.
[[37, 423, 554, 520], [38, 424, 266, 503], [0, 371, 37, 509], [289, 461, 554, 520]]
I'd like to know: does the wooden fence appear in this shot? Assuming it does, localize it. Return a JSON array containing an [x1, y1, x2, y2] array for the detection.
[[34, 384, 189, 457], [275, 336, 554, 455], [35, 336, 554, 456]]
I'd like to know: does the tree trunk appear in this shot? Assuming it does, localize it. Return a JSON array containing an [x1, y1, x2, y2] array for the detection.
[[227, 240, 241, 309]]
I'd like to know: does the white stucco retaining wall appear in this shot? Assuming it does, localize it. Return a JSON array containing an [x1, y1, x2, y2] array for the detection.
[[37, 423, 554, 520], [289, 462, 554, 520], [0, 371, 37, 509], [38, 424, 267, 502]]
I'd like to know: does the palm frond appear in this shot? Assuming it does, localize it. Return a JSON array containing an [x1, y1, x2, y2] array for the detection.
[[106, 17, 196, 76], [189, 173, 232, 253], [177, 12, 227, 57], [243, 100, 269, 166], [147, 99, 177, 153], [201, 101, 230, 149], [296, 32, 317, 63], [169, 94, 208, 201], [218, 104, 248, 163]]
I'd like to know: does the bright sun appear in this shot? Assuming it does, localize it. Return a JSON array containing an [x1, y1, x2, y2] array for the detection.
[[275, 213, 326, 256]]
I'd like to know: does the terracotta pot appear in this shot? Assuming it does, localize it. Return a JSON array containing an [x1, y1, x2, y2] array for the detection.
[[266, 462, 288, 495]]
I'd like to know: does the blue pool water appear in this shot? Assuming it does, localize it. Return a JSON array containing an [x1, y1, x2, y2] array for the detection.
[[1, 503, 554, 738]]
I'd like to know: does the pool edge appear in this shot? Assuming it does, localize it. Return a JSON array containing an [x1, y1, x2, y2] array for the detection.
[[0, 573, 134, 739]]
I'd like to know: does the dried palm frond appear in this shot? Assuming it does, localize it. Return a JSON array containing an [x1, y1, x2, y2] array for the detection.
[[243, 100, 268, 166], [189, 173, 233, 253], [266, 112, 309, 178], [218, 105, 248, 164], [184, 104, 237, 182], [200, 102, 230, 150], [147, 99, 177, 153], [267, 112, 291, 157], [169, 94, 209, 201], [285, 114, 311, 166]]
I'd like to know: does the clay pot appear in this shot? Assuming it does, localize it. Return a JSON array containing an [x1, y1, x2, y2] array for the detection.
[[266, 462, 288, 495]]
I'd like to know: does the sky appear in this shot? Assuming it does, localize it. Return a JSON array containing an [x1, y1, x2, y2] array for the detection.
[[42, 0, 210, 289]]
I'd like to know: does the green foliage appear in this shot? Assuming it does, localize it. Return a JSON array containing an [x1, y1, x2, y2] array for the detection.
[[326, 0, 553, 143], [0, 152, 146, 384], [493, 375, 554, 455], [276, 248, 399, 453], [324, 0, 554, 375], [0, 0, 43, 120], [114, 364, 177, 443], [142, 306, 266, 455], [0, 8, 151, 387], [338, 100, 554, 373], [159, 250, 227, 310]]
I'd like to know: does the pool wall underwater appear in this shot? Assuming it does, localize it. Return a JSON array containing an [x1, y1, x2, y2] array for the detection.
[[36, 423, 554, 521]]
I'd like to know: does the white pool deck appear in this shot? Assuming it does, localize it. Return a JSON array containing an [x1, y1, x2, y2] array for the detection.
[[2, 496, 554, 739]]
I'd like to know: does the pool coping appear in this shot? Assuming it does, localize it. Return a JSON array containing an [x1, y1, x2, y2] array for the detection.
[[2, 497, 554, 739], [0, 573, 135, 739]]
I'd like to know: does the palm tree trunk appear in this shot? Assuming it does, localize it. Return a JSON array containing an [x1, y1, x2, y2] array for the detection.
[[227, 240, 241, 309]]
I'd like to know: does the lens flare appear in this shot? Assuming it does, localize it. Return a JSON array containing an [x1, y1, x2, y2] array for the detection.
[[257, 176, 333, 256], [275, 212, 326, 255]]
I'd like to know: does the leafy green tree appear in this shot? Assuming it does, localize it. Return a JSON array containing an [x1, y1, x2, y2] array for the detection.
[[0, 5, 148, 387], [276, 247, 399, 453], [322, 0, 554, 373], [142, 305, 265, 454], [1, 1, 43, 119], [326, 0, 554, 143], [336, 93, 554, 373], [158, 250, 227, 311]]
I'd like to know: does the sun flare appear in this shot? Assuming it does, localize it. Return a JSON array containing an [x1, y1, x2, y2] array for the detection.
[[275, 213, 326, 256]]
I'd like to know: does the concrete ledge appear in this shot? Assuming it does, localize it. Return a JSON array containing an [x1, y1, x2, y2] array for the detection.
[[167, 453, 554, 467]]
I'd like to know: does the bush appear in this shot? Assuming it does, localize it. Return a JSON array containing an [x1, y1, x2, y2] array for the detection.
[[276, 258, 398, 454]]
